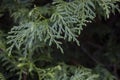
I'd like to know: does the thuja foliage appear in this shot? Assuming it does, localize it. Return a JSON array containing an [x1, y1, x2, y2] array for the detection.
[[0, 72, 5, 80], [6, 0, 120, 54], [0, 0, 120, 80]]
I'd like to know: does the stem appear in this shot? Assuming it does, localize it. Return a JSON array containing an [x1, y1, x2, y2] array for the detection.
[[113, 64, 119, 80], [23, 72, 27, 80], [81, 45, 104, 66]]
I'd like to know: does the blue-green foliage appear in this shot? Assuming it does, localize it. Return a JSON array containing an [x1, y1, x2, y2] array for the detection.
[[6, 0, 120, 54], [0, 0, 120, 80]]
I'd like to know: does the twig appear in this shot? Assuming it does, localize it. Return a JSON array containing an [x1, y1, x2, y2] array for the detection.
[[81, 45, 104, 66]]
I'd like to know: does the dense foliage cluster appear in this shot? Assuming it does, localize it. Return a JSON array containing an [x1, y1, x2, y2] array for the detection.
[[0, 0, 120, 80]]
